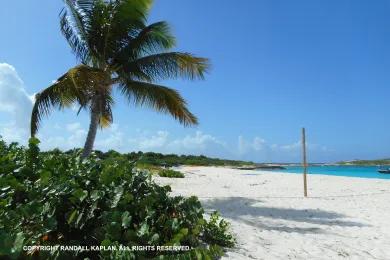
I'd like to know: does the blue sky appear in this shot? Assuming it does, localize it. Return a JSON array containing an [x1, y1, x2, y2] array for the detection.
[[0, 0, 389, 162]]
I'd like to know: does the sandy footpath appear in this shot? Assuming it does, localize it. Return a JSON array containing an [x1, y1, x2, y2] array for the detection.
[[155, 166, 390, 260]]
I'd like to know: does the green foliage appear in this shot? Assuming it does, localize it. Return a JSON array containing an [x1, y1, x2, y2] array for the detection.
[[99, 150, 254, 167], [134, 163, 184, 178], [158, 169, 184, 178], [337, 159, 390, 166], [135, 162, 162, 174], [0, 139, 234, 259], [203, 212, 236, 248]]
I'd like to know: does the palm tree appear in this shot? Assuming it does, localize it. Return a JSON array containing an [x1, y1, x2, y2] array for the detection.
[[31, 0, 209, 159]]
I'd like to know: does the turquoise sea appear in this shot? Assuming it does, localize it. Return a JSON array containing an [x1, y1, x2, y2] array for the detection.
[[270, 166, 390, 180]]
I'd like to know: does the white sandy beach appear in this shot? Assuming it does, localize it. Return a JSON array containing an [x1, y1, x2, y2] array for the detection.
[[156, 166, 390, 260]]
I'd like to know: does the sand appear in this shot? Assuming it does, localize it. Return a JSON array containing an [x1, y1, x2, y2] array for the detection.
[[155, 166, 390, 260]]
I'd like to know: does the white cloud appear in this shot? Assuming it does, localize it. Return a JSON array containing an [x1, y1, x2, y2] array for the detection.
[[272, 141, 301, 151], [66, 122, 82, 132], [0, 63, 34, 143], [238, 136, 332, 162], [125, 130, 228, 157], [40, 122, 87, 150], [238, 136, 267, 154], [252, 137, 267, 150], [68, 127, 87, 146], [0, 124, 29, 144], [130, 130, 169, 150], [169, 131, 226, 151], [95, 124, 124, 151], [123, 131, 332, 162]]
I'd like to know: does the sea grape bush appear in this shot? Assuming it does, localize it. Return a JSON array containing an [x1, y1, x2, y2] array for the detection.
[[203, 212, 236, 248], [0, 138, 234, 259]]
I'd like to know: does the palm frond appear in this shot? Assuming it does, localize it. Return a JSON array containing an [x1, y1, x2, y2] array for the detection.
[[74, 0, 95, 13], [63, 0, 93, 37], [85, 1, 111, 62], [31, 75, 79, 136], [114, 21, 175, 63], [122, 52, 209, 81], [91, 0, 153, 62], [133, 21, 175, 54], [119, 80, 198, 126], [31, 65, 110, 136], [96, 92, 114, 128], [61, 0, 98, 64], [112, 0, 153, 25], [60, 9, 91, 64], [70, 64, 111, 88], [99, 112, 113, 128]]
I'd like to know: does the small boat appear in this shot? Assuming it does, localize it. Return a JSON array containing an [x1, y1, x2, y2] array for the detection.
[[378, 167, 390, 174]]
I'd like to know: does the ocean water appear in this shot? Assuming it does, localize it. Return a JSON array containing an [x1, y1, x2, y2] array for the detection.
[[265, 166, 390, 180]]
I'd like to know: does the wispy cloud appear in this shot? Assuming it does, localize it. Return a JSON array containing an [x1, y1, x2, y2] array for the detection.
[[0, 63, 33, 142], [238, 135, 332, 162], [127, 130, 228, 157], [168, 131, 227, 153], [129, 130, 169, 150], [95, 124, 124, 151], [41, 122, 87, 150]]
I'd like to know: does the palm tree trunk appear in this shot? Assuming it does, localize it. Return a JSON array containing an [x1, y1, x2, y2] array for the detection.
[[81, 102, 99, 159]]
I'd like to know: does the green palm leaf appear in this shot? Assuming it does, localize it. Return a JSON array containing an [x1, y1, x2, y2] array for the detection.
[[31, 76, 77, 137], [31, 65, 110, 136], [122, 52, 209, 81], [119, 80, 198, 126], [60, 10, 91, 64], [115, 21, 175, 60]]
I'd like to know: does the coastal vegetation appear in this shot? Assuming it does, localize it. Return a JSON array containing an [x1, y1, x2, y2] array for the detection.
[[203, 212, 235, 248], [337, 159, 390, 166], [30, 0, 209, 159], [157, 169, 185, 178], [0, 138, 235, 259], [96, 150, 254, 167]]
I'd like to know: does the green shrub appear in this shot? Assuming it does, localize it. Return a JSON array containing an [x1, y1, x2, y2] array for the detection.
[[158, 169, 185, 178], [0, 138, 234, 259], [135, 162, 162, 174], [203, 212, 236, 248]]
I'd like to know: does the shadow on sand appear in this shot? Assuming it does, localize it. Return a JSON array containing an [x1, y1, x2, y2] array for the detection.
[[202, 197, 368, 234]]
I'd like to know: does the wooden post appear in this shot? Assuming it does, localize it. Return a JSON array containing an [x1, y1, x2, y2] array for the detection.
[[302, 128, 308, 197]]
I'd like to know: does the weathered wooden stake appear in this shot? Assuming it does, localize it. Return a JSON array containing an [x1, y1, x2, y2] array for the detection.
[[302, 128, 308, 197]]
